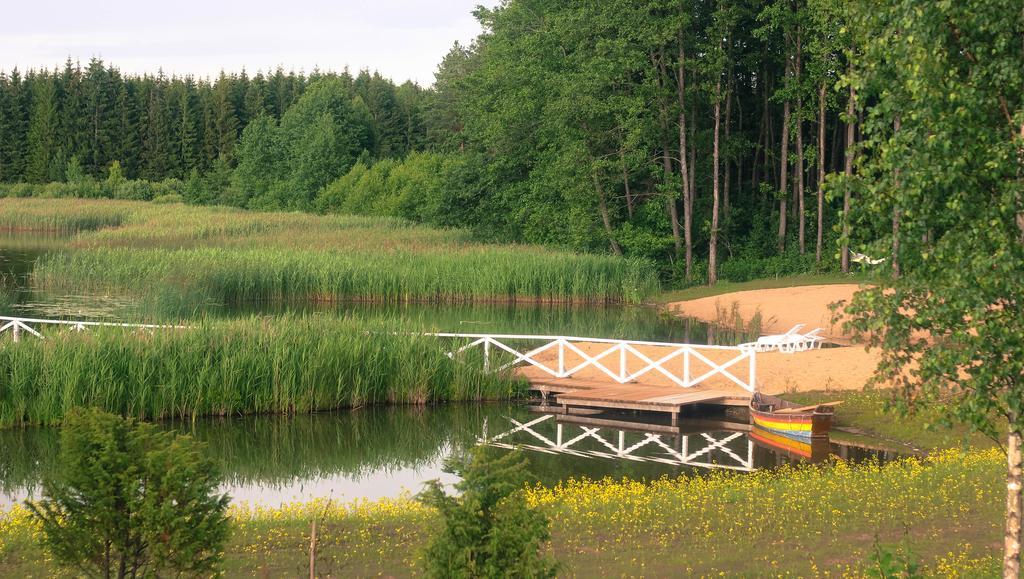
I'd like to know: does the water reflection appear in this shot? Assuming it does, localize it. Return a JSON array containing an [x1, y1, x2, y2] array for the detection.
[[1, 403, 902, 508]]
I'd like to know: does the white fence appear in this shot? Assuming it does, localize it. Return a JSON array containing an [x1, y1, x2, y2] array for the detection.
[[0, 317, 756, 392], [433, 333, 756, 392], [0, 315, 187, 342]]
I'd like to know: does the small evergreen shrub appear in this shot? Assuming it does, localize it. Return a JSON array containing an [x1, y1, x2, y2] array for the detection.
[[418, 447, 558, 578], [27, 408, 230, 577]]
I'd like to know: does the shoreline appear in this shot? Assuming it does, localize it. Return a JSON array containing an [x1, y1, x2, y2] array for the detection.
[[664, 283, 885, 393]]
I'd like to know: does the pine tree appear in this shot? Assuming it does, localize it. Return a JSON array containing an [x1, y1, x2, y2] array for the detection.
[[26, 75, 59, 183], [212, 72, 239, 160], [82, 58, 119, 177], [178, 79, 201, 175]]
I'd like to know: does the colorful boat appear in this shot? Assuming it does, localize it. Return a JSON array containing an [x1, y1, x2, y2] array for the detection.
[[748, 392, 835, 440], [749, 426, 831, 461]]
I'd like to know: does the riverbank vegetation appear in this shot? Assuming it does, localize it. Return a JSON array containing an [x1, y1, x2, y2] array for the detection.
[[0, 198, 658, 305], [0, 314, 524, 428], [0, 448, 1003, 576]]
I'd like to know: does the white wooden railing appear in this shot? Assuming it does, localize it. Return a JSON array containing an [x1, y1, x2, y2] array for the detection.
[[0, 315, 187, 342], [481, 414, 754, 471], [0, 316, 756, 393], [433, 333, 757, 392]]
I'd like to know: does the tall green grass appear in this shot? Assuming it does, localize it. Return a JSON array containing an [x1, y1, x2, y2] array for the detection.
[[34, 247, 656, 305], [4, 198, 660, 304], [0, 198, 128, 232], [0, 315, 525, 428]]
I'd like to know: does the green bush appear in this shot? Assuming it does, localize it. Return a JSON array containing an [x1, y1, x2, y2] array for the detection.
[[719, 252, 823, 282], [151, 193, 184, 204], [113, 179, 154, 200], [419, 447, 558, 578], [27, 408, 230, 577]]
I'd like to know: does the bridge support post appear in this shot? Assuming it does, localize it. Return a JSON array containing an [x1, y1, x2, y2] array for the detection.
[[483, 339, 491, 372], [748, 351, 757, 392]]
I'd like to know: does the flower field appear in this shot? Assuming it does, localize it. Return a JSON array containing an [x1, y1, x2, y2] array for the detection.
[[1, 449, 1004, 576]]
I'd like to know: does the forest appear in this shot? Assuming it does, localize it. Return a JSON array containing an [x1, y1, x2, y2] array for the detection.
[[0, 0, 1008, 286]]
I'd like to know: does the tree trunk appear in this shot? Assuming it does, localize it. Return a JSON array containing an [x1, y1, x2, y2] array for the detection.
[[816, 83, 826, 264], [723, 81, 733, 217], [654, 49, 683, 259], [677, 41, 694, 281], [778, 93, 791, 253], [892, 116, 901, 278], [710, 75, 722, 286], [1005, 426, 1022, 578], [795, 31, 805, 254], [593, 170, 622, 256], [841, 81, 856, 273], [831, 111, 841, 172], [796, 112, 805, 254], [753, 79, 767, 192], [736, 91, 744, 213], [664, 144, 682, 258], [620, 148, 634, 219]]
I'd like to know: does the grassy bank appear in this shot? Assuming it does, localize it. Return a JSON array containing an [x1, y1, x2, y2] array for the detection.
[[790, 389, 1000, 453], [0, 449, 1002, 576], [0, 198, 659, 305], [0, 315, 524, 428]]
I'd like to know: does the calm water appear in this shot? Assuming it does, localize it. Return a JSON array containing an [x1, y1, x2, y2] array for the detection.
[[0, 231, 880, 507], [0, 403, 900, 508]]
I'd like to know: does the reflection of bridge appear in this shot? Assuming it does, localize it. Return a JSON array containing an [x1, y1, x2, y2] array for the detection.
[[481, 413, 757, 472], [436, 333, 757, 423]]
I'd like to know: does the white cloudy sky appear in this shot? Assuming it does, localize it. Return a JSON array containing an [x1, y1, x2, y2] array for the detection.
[[1, 0, 495, 86]]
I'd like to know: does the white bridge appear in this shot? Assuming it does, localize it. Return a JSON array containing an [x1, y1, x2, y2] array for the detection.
[[481, 413, 755, 472], [0, 316, 757, 395], [433, 332, 757, 393]]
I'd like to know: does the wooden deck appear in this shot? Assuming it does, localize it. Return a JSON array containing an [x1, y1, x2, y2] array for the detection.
[[521, 368, 752, 425]]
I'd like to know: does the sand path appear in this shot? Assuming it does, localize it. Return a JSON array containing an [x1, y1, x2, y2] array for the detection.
[[667, 284, 863, 343], [665, 283, 884, 393]]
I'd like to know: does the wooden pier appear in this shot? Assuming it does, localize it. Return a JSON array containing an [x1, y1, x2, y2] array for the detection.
[[434, 332, 758, 422]]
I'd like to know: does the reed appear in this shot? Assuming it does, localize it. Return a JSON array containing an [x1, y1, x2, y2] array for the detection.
[[0, 199, 128, 232], [34, 246, 656, 306], [3, 198, 659, 304], [0, 315, 525, 428]]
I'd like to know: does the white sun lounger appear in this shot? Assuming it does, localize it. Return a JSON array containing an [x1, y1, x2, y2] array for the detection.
[[740, 325, 826, 354], [739, 324, 804, 352]]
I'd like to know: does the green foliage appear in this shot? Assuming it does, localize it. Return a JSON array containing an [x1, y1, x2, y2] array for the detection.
[[27, 408, 230, 577], [63, 156, 85, 184], [866, 535, 922, 579], [419, 448, 558, 579], [841, 0, 1024, 438], [105, 159, 124, 188]]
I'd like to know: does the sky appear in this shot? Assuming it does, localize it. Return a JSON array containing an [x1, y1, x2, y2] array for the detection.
[[1, 0, 495, 86]]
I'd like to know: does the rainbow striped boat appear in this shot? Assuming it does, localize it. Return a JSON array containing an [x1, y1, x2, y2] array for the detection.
[[749, 393, 835, 440], [749, 426, 831, 461]]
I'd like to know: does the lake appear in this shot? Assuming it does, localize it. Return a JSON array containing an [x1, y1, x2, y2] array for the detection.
[[0, 231, 892, 508]]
